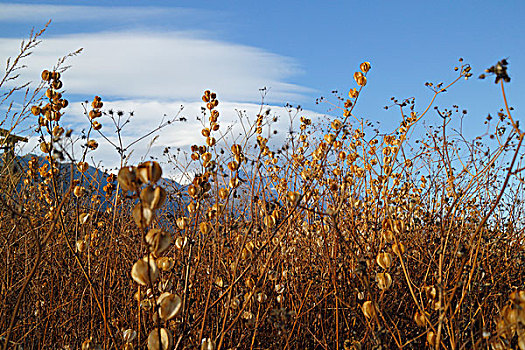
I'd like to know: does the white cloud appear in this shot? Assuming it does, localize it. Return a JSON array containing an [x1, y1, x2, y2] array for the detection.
[[0, 30, 312, 104], [0, 3, 199, 23]]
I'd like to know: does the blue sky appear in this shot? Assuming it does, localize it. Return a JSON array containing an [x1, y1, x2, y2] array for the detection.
[[0, 0, 524, 174]]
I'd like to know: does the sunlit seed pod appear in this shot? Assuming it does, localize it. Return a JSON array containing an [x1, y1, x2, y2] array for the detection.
[[175, 236, 188, 250], [202, 152, 212, 163], [264, 215, 276, 228], [392, 242, 406, 256], [123, 329, 137, 343], [277, 295, 285, 303], [245, 277, 255, 290], [275, 283, 285, 294], [82, 339, 101, 350], [87, 140, 98, 150], [76, 239, 87, 253], [206, 136, 216, 147], [362, 301, 376, 319], [41, 70, 51, 81], [140, 299, 152, 310], [132, 203, 154, 229], [353, 71, 363, 82], [89, 110, 102, 119], [231, 296, 240, 309], [324, 133, 336, 144], [229, 177, 240, 189], [227, 161, 239, 172], [356, 76, 367, 87], [79, 213, 91, 225], [157, 257, 175, 271], [117, 166, 138, 192], [140, 185, 167, 210], [145, 228, 172, 256], [214, 276, 224, 288], [257, 292, 267, 303], [287, 191, 301, 205], [376, 252, 392, 269], [426, 331, 437, 346], [241, 248, 252, 260], [131, 255, 159, 286], [45, 88, 55, 99], [52, 79, 63, 89], [425, 286, 437, 300], [201, 128, 211, 137], [51, 71, 61, 80], [348, 88, 359, 98], [331, 119, 342, 130], [231, 144, 242, 155], [201, 338, 216, 350], [187, 202, 197, 214], [202, 95, 210, 102], [31, 105, 41, 116], [376, 272, 392, 290], [61, 99, 69, 108], [52, 125, 64, 137], [147, 328, 172, 350], [92, 121, 102, 130], [360, 61, 371, 73], [136, 161, 162, 184], [383, 230, 394, 242], [502, 305, 518, 325], [176, 217, 189, 230], [242, 311, 254, 320], [413, 310, 427, 327], [40, 142, 51, 153], [157, 292, 182, 321], [199, 222, 212, 235]]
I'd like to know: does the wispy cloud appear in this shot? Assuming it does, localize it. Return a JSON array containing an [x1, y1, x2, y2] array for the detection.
[[0, 30, 312, 103], [0, 3, 200, 23]]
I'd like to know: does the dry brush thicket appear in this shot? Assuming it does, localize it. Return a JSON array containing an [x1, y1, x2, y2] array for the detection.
[[0, 30, 524, 350]]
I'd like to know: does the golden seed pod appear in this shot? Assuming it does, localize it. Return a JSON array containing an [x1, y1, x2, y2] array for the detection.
[[331, 119, 342, 130], [31, 105, 41, 116], [229, 177, 240, 189], [131, 255, 159, 286], [82, 339, 101, 350], [413, 310, 427, 327], [136, 161, 162, 184], [52, 125, 64, 137], [426, 331, 437, 346], [324, 133, 336, 144], [92, 121, 102, 130], [79, 213, 91, 225], [241, 248, 252, 260], [201, 338, 216, 350], [87, 139, 98, 150], [218, 187, 229, 199], [40, 141, 51, 153], [175, 236, 188, 250], [228, 161, 239, 172], [424, 285, 437, 300], [376, 252, 392, 269], [356, 76, 367, 87], [264, 215, 276, 228], [176, 217, 189, 230], [206, 136, 216, 147], [132, 203, 154, 229], [73, 185, 85, 198], [157, 256, 174, 271], [76, 239, 87, 253], [392, 242, 406, 256], [123, 329, 137, 343], [187, 202, 197, 214], [61, 99, 69, 108], [51, 71, 61, 80], [202, 152, 212, 163], [117, 166, 138, 192], [353, 71, 363, 82], [348, 88, 359, 98], [147, 328, 172, 350], [145, 228, 172, 257], [52, 79, 63, 89], [140, 185, 167, 210], [77, 161, 89, 173], [231, 144, 242, 155], [201, 128, 211, 137], [376, 272, 392, 290], [41, 70, 51, 81], [157, 292, 182, 321], [286, 191, 301, 205], [199, 222, 212, 235], [360, 61, 371, 73], [214, 276, 224, 288], [362, 301, 376, 319], [277, 294, 285, 303]]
